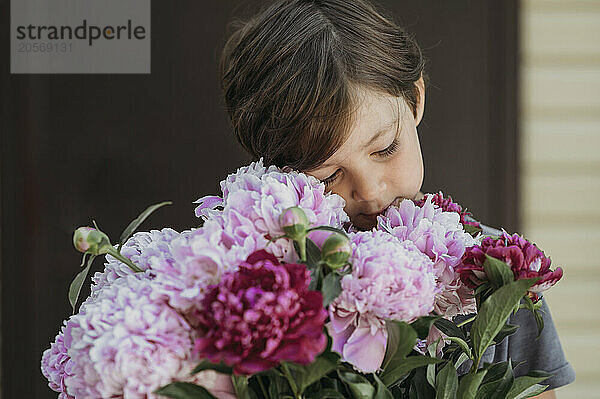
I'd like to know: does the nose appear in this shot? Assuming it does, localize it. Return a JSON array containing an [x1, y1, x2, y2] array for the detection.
[[351, 172, 386, 203]]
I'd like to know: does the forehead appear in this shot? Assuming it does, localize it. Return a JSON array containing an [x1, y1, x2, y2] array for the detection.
[[319, 89, 404, 167], [352, 89, 401, 130]]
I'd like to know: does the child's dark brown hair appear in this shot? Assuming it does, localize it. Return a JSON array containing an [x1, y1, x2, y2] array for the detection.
[[219, 0, 427, 171]]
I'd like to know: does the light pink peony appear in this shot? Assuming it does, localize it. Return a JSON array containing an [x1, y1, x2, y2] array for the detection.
[[64, 275, 199, 399], [378, 196, 479, 318], [41, 322, 75, 399], [193, 158, 349, 262], [91, 228, 182, 296], [327, 230, 436, 372], [151, 220, 252, 324], [415, 191, 481, 229]]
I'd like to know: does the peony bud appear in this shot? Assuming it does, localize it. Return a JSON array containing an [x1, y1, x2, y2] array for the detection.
[[73, 226, 111, 255], [279, 206, 310, 241], [321, 232, 351, 269]]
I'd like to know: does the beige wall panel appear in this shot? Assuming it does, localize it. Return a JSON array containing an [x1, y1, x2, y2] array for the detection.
[[522, 66, 600, 112]]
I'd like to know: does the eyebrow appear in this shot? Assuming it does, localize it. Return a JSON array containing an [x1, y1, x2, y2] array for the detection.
[[317, 116, 400, 170], [361, 117, 400, 151]]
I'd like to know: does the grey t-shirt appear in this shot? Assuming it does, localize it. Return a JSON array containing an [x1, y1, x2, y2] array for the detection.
[[455, 222, 576, 390], [456, 298, 576, 390]]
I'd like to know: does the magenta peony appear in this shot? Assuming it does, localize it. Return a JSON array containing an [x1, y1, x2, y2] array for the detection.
[[378, 196, 478, 318], [458, 230, 563, 302], [327, 230, 436, 372], [415, 191, 481, 229], [193, 158, 349, 262], [193, 250, 327, 375]]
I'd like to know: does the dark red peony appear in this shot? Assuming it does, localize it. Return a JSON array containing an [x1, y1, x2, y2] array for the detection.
[[458, 231, 563, 302], [193, 250, 327, 374]]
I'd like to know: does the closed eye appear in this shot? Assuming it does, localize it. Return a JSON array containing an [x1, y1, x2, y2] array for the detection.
[[321, 169, 341, 187], [374, 137, 400, 157]]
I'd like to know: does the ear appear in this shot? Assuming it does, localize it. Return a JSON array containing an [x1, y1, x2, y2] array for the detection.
[[414, 75, 425, 127]]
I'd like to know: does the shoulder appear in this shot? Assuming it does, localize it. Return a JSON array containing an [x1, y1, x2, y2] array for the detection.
[[456, 299, 575, 391], [505, 297, 576, 390]]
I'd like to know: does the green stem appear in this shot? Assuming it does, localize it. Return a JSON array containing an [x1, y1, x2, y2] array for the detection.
[[297, 236, 307, 263], [281, 362, 300, 399], [470, 356, 481, 373], [106, 248, 144, 273]]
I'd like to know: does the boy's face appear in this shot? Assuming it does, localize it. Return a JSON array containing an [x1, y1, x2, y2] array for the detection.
[[307, 79, 425, 230]]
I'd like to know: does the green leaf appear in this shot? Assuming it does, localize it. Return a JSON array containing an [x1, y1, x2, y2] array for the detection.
[[296, 352, 339, 392], [308, 262, 322, 291], [475, 360, 514, 399], [471, 278, 539, 361], [489, 359, 514, 399], [373, 374, 394, 399], [307, 225, 349, 237], [505, 371, 552, 399], [533, 309, 545, 339], [154, 382, 218, 399], [454, 352, 471, 370], [191, 360, 233, 375], [381, 356, 444, 387], [445, 337, 472, 359], [473, 282, 490, 297], [410, 367, 436, 399], [427, 341, 439, 388], [118, 201, 172, 251], [456, 370, 487, 399], [464, 224, 483, 236], [231, 375, 257, 399], [382, 321, 418, 371], [434, 318, 467, 341], [305, 389, 346, 399], [337, 371, 375, 399], [483, 255, 514, 289], [519, 296, 545, 338], [492, 324, 519, 345], [435, 362, 458, 399], [411, 315, 441, 339], [69, 254, 96, 313], [509, 384, 549, 399], [480, 361, 510, 386], [382, 320, 401, 372], [322, 273, 342, 306], [305, 238, 322, 269]]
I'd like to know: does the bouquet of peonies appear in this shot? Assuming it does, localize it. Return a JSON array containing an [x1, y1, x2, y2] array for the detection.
[[41, 159, 564, 399]]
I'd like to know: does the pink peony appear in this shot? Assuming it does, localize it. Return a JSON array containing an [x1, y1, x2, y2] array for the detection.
[[91, 228, 182, 296], [193, 250, 327, 375], [150, 220, 251, 324], [378, 196, 478, 318], [327, 230, 436, 372], [64, 275, 199, 399], [458, 231, 563, 302], [193, 158, 349, 262], [415, 191, 481, 229], [41, 322, 75, 399]]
